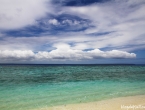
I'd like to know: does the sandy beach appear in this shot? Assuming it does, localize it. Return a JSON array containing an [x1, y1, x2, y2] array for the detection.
[[35, 95, 145, 110]]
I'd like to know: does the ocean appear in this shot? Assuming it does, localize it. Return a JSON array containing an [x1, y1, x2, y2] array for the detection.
[[0, 64, 145, 110]]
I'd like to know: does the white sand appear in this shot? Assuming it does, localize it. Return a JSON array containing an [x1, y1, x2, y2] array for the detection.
[[33, 95, 145, 110]]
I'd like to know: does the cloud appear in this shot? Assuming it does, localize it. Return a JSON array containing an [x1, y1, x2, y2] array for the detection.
[[0, 50, 34, 61], [0, 0, 51, 30], [48, 19, 59, 25], [0, 0, 144, 63], [0, 32, 144, 54], [88, 49, 136, 59], [62, 19, 80, 25], [48, 18, 81, 26], [0, 44, 136, 62], [59, 0, 145, 51]]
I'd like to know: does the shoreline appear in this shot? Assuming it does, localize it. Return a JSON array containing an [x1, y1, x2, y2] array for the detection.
[[33, 95, 145, 110]]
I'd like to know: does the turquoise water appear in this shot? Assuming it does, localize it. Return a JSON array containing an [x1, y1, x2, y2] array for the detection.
[[0, 65, 145, 110]]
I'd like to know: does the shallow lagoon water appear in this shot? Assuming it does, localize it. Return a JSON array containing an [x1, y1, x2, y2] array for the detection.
[[0, 65, 145, 110]]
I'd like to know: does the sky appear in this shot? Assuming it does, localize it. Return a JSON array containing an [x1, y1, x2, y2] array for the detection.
[[0, 0, 145, 64]]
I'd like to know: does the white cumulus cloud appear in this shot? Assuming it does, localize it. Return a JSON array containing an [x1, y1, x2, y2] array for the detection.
[[0, 50, 35, 60], [0, 44, 136, 62]]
